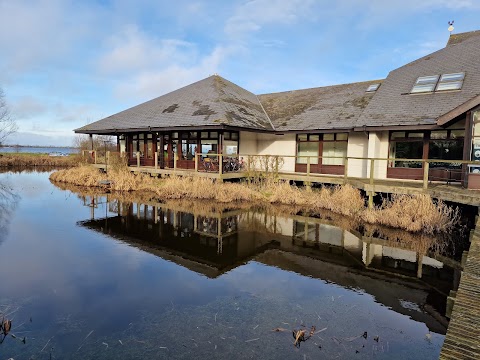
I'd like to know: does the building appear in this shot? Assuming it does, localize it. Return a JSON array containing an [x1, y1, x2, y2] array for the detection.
[[75, 30, 480, 188]]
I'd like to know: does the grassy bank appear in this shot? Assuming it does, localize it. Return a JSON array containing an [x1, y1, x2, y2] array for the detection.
[[0, 153, 78, 167], [50, 165, 459, 234]]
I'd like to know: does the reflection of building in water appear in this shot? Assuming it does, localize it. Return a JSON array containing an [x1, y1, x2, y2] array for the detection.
[[79, 197, 463, 334]]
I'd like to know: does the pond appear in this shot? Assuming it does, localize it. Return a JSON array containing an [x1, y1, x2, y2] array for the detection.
[[0, 171, 468, 359]]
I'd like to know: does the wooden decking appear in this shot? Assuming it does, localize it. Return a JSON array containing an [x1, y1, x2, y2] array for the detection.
[[94, 164, 480, 206], [440, 213, 480, 359]]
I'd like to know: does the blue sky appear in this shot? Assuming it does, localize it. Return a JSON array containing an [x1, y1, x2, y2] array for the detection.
[[1, 0, 480, 146]]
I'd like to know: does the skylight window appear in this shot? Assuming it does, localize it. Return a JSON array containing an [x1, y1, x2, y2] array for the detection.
[[410, 72, 465, 94], [436, 72, 465, 91], [366, 83, 380, 92], [411, 75, 439, 93]]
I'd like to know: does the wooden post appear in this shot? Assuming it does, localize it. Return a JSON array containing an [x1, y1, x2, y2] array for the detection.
[[423, 161, 429, 189], [154, 152, 158, 170], [174, 154, 177, 172], [94, 150, 97, 164], [307, 157, 311, 176], [194, 153, 198, 172], [344, 157, 348, 184], [106, 151, 110, 165], [136, 152, 140, 168], [219, 154, 223, 175], [369, 158, 374, 185], [275, 155, 279, 173]]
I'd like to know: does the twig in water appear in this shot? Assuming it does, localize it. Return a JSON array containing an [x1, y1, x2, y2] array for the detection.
[[245, 338, 259, 343], [41, 336, 54, 352], [253, 325, 259, 330], [314, 327, 327, 334], [118, 340, 123, 345], [102, 342, 108, 349]]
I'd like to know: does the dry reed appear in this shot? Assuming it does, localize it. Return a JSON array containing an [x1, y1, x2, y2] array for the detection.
[[0, 153, 77, 167], [49, 165, 460, 234]]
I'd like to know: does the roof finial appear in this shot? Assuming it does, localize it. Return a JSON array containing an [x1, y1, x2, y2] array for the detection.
[[448, 20, 454, 34]]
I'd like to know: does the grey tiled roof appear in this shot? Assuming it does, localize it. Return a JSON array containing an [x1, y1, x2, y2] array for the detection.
[[75, 75, 274, 133], [258, 80, 382, 131], [357, 31, 480, 127]]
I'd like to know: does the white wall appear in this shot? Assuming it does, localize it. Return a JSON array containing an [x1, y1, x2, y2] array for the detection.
[[239, 131, 257, 155], [256, 133, 297, 172], [367, 130, 389, 179], [347, 132, 368, 177]]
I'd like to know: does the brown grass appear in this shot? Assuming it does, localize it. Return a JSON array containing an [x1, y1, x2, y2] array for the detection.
[[361, 194, 459, 234], [49, 165, 460, 234], [0, 153, 77, 167]]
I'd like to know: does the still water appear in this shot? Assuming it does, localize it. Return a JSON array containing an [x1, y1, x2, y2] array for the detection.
[[0, 146, 77, 154], [0, 171, 465, 359]]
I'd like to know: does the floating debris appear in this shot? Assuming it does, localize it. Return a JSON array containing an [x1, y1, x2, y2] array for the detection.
[[272, 327, 288, 332], [245, 338, 260, 343], [362, 331, 368, 339], [118, 340, 123, 345], [374, 336, 379, 342]]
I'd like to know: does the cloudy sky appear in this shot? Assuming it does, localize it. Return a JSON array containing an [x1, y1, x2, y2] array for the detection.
[[1, 0, 480, 146]]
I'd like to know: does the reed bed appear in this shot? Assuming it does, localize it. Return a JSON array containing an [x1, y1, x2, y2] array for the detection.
[[49, 165, 460, 234], [0, 153, 77, 167]]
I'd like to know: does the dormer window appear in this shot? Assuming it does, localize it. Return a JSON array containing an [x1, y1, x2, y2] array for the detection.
[[411, 75, 439, 93], [436, 72, 465, 91], [366, 83, 380, 92], [410, 72, 465, 94]]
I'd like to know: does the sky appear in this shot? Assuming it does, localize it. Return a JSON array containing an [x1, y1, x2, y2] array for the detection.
[[1, 0, 480, 146]]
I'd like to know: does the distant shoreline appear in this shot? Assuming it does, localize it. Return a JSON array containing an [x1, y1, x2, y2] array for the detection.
[[0, 145, 77, 149]]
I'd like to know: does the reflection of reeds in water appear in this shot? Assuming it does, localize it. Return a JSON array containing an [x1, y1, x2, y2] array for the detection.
[[50, 166, 460, 235], [54, 180, 453, 257]]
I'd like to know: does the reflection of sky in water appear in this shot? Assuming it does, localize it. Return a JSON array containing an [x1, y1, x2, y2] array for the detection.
[[0, 172, 446, 359]]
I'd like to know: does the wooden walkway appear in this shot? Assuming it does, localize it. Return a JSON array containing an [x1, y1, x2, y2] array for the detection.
[[440, 212, 480, 359]]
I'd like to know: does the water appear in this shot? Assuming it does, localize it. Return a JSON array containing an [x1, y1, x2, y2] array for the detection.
[[0, 171, 466, 359], [0, 146, 77, 154]]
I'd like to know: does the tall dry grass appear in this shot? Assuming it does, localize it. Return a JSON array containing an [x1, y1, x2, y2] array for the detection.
[[49, 165, 460, 234], [0, 153, 77, 167], [362, 194, 459, 234]]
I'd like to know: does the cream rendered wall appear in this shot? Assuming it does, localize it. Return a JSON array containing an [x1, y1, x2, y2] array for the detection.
[[367, 131, 389, 179], [256, 133, 297, 172], [347, 132, 368, 177], [238, 131, 258, 155]]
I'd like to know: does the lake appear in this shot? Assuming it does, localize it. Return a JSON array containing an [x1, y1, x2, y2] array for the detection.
[[0, 170, 467, 359], [0, 146, 77, 154]]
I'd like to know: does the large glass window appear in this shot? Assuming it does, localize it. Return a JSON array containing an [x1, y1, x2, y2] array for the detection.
[[322, 133, 348, 165], [146, 133, 153, 159], [473, 111, 480, 161], [296, 134, 319, 164], [223, 131, 239, 155], [429, 130, 464, 170], [389, 132, 423, 168]]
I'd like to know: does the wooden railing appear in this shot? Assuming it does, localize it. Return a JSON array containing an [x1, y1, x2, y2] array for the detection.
[[84, 151, 480, 189]]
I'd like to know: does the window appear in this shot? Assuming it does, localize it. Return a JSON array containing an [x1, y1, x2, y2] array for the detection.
[[366, 83, 380, 92], [411, 75, 439, 93], [296, 134, 319, 164], [411, 72, 465, 94], [322, 133, 348, 165], [473, 111, 480, 161], [436, 73, 465, 91]]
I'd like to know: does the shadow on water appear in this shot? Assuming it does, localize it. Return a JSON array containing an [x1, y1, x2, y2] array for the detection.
[[0, 174, 473, 360]]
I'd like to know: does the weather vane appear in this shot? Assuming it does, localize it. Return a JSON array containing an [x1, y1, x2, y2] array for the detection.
[[448, 21, 454, 34]]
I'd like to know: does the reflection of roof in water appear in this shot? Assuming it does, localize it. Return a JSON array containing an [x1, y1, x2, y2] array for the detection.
[[79, 210, 453, 334]]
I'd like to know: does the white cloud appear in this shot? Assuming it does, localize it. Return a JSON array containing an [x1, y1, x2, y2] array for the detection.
[[225, 0, 315, 38], [98, 25, 196, 74], [11, 96, 48, 120], [113, 44, 240, 100]]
